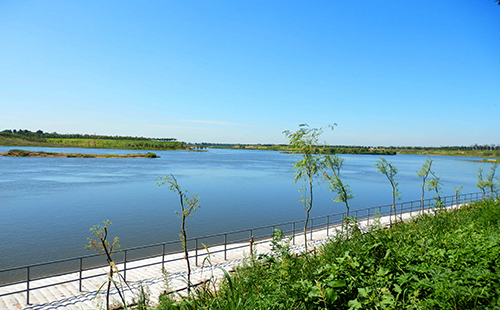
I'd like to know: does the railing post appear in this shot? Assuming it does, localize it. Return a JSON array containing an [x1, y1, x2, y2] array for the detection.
[[123, 250, 127, 283], [326, 216, 329, 237], [224, 234, 227, 261], [195, 238, 198, 266], [79, 257, 83, 292], [292, 222, 295, 245], [367, 208, 370, 227], [26, 266, 30, 305]]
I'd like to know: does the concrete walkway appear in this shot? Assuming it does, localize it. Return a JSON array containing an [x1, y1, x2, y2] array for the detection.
[[0, 206, 458, 310]]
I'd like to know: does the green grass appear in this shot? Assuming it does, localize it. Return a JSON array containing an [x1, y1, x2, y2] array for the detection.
[[396, 148, 500, 158], [0, 135, 185, 150], [156, 199, 500, 309]]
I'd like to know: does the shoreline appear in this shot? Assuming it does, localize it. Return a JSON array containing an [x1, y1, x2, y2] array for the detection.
[[0, 149, 159, 159]]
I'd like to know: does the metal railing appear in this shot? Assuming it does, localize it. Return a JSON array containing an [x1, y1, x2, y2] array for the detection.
[[0, 190, 497, 305]]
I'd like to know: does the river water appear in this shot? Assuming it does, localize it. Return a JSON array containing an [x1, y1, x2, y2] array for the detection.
[[0, 146, 491, 270]]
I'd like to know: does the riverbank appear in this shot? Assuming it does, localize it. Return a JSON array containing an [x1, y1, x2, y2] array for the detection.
[[0, 149, 159, 158], [0, 201, 468, 310]]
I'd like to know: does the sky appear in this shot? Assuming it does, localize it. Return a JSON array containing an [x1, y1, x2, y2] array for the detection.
[[0, 1, 499, 146]]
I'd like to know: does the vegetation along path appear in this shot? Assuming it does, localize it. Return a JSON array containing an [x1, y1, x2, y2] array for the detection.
[[2, 199, 498, 309]]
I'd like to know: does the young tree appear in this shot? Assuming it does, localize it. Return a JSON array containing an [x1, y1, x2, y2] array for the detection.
[[454, 185, 463, 208], [283, 124, 334, 252], [322, 155, 354, 218], [485, 162, 498, 199], [375, 158, 400, 224], [86, 220, 125, 310], [477, 167, 487, 198], [426, 171, 443, 208], [417, 157, 433, 212], [156, 174, 200, 292]]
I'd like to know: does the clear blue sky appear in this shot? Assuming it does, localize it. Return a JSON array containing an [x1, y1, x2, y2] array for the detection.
[[1, 1, 499, 146]]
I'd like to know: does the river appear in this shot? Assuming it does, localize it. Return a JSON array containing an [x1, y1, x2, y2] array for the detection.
[[0, 146, 491, 270]]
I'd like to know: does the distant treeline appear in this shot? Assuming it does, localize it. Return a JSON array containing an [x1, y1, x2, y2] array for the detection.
[[0, 129, 185, 150], [394, 145, 500, 157], [193, 143, 499, 157], [323, 146, 396, 155], [1, 129, 177, 141]]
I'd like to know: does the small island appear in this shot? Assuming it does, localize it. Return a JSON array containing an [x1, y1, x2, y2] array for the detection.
[[0, 149, 159, 158]]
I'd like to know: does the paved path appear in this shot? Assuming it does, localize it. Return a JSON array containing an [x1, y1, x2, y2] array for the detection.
[[0, 206, 458, 310]]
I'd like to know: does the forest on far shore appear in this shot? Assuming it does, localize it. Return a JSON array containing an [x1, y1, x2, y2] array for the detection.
[[0, 129, 185, 150]]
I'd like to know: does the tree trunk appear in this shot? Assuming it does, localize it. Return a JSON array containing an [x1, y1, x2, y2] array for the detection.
[[182, 216, 191, 293], [106, 265, 113, 310], [303, 210, 309, 253]]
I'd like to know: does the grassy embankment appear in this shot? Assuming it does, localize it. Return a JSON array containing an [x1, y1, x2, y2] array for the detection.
[[0, 130, 185, 150], [397, 147, 500, 159], [157, 199, 500, 309]]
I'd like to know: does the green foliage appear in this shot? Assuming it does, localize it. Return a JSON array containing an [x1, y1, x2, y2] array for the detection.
[[323, 146, 396, 155], [477, 167, 488, 198], [86, 220, 128, 310], [486, 162, 499, 199], [283, 124, 328, 184], [156, 200, 500, 309], [375, 158, 400, 223], [283, 123, 335, 251], [396, 145, 500, 158], [268, 229, 292, 260], [0, 129, 183, 150], [133, 281, 151, 310], [322, 155, 355, 217], [426, 171, 444, 208], [3, 149, 34, 156], [454, 185, 463, 206], [157, 174, 200, 292], [417, 157, 433, 211], [85, 220, 120, 258]]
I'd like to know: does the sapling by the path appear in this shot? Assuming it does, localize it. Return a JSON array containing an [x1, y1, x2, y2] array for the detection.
[[86, 220, 128, 310], [476, 162, 499, 200], [427, 171, 443, 208], [322, 155, 354, 219], [157, 174, 200, 293], [454, 185, 463, 208], [485, 162, 498, 199], [417, 157, 433, 212], [283, 124, 334, 252], [477, 167, 487, 199], [375, 158, 400, 224]]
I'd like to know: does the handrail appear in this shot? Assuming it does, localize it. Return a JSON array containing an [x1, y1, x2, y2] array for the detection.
[[0, 190, 497, 305]]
